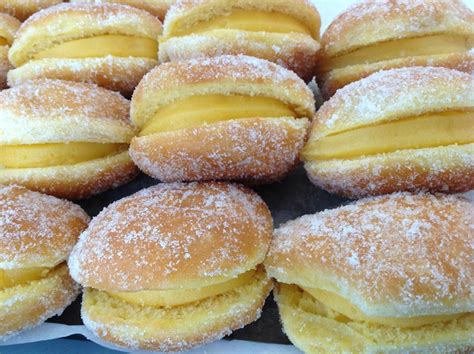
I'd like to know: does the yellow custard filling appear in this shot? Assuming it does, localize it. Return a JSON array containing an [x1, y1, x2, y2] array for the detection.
[[0, 37, 7, 46], [139, 94, 298, 136], [170, 10, 313, 38], [321, 34, 471, 72], [109, 269, 256, 308], [303, 287, 463, 328], [33, 35, 158, 60], [302, 111, 474, 161], [0, 142, 128, 168], [0, 267, 51, 290]]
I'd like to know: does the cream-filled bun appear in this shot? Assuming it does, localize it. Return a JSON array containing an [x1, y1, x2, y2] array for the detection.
[[7, 3, 162, 96], [0, 0, 63, 21], [159, 0, 321, 81], [0, 184, 89, 340], [70, 0, 174, 21], [130, 55, 314, 183], [301, 66, 474, 199], [0, 13, 20, 90], [265, 192, 474, 354], [316, 0, 473, 98], [69, 182, 273, 351], [0, 79, 138, 199]]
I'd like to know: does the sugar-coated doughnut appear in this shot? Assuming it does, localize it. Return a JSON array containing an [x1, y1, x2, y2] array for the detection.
[[265, 192, 474, 353], [69, 182, 273, 351], [130, 55, 314, 183], [0, 13, 20, 89], [0, 184, 89, 340], [301, 66, 474, 198], [7, 3, 162, 96], [316, 0, 473, 98], [0, 79, 138, 199], [159, 0, 321, 81], [0, 0, 63, 21], [70, 0, 174, 21]]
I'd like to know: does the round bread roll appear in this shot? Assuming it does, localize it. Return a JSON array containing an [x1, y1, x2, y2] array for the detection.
[[69, 182, 273, 351], [0, 79, 138, 199], [0, 13, 20, 90], [0, 184, 89, 340], [130, 55, 314, 183], [7, 3, 162, 96], [70, 0, 174, 21], [0, 0, 63, 22], [316, 0, 474, 98], [159, 0, 321, 81], [265, 192, 474, 353], [301, 66, 474, 198]]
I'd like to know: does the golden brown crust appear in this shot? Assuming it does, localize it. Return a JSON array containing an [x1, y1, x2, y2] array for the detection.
[[0, 13, 21, 45], [69, 182, 273, 292], [309, 67, 473, 140], [274, 283, 474, 354], [319, 51, 474, 99], [161, 0, 320, 80], [164, 0, 320, 39], [130, 117, 310, 183], [0, 264, 80, 340], [7, 57, 158, 97], [319, 0, 473, 58], [0, 46, 10, 90], [0, 79, 135, 145], [305, 144, 474, 199], [0, 185, 89, 268], [0, 0, 63, 22], [9, 3, 162, 67], [81, 270, 272, 352], [159, 31, 319, 81], [0, 151, 138, 200], [131, 55, 315, 127], [265, 193, 474, 317], [70, 0, 174, 21]]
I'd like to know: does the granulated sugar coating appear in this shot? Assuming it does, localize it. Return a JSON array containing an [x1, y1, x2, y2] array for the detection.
[[311, 66, 474, 139], [320, 0, 473, 56], [0, 79, 134, 145], [69, 182, 273, 292], [266, 192, 473, 317], [0, 184, 90, 269]]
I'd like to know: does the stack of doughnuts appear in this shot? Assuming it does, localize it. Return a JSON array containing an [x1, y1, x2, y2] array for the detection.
[[0, 0, 472, 353]]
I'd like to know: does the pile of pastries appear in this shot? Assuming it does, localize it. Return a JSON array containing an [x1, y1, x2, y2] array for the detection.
[[0, 0, 472, 353]]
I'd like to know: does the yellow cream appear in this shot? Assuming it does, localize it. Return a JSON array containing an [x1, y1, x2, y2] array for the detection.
[[302, 111, 474, 161], [110, 269, 256, 307], [0, 267, 50, 290], [139, 94, 297, 136], [0, 142, 128, 168], [171, 10, 313, 38], [303, 287, 463, 328], [321, 34, 471, 72], [33, 35, 158, 60]]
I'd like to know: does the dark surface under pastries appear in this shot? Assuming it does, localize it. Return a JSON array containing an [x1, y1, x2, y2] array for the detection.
[[47, 165, 348, 344]]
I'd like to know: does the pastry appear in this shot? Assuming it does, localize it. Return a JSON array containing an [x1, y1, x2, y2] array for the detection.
[[69, 182, 273, 351], [0, 79, 138, 199], [159, 0, 321, 81], [316, 0, 473, 98], [265, 192, 474, 353], [301, 66, 474, 198], [0, 0, 62, 21], [70, 0, 174, 21], [130, 55, 314, 183], [7, 3, 162, 96], [0, 13, 20, 89], [0, 184, 89, 340]]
